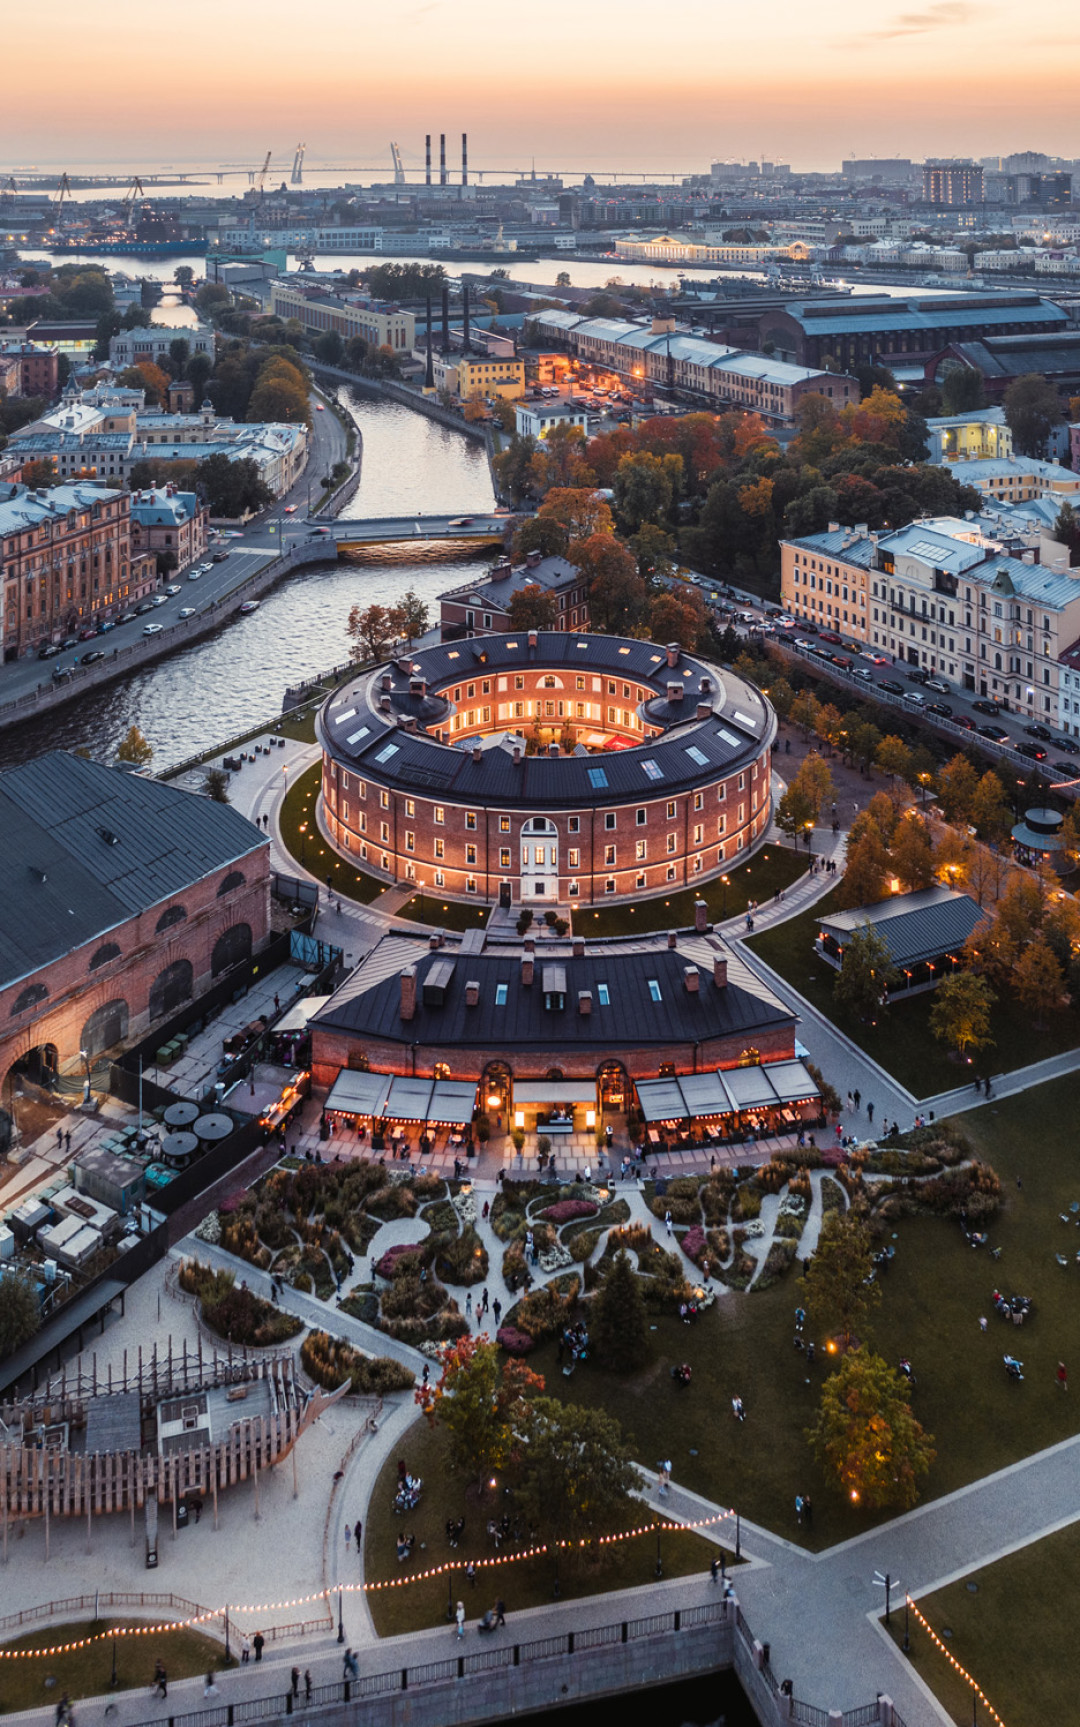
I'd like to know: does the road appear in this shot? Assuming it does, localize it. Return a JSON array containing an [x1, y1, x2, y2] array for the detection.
[[684, 573, 1080, 794], [0, 393, 348, 706]]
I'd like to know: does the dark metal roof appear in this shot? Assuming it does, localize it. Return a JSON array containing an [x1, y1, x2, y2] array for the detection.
[[818, 887, 983, 969], [319, 632, 773, 809], [313, 941, 793, 1051], [0, 751, 266, 991]]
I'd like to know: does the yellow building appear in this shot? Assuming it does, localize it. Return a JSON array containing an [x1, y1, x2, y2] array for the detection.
[[779, 529, 872, 644], [927, 408, 1012, 463], [455, 355, 525, 401]]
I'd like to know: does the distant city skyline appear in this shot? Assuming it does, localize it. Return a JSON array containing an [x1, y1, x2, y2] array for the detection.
[[4, 0, 1080, 173]]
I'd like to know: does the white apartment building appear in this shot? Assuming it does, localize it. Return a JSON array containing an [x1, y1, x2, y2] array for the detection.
[[108, 325, 215, 368]]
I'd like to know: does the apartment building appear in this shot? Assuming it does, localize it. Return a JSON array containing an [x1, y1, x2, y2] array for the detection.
[[108, 325, 215, 368], [269, 283, 414, 352], [439, 551, 589, 637], [925, 408, 1013, 464], [0, 483, 153, 657], [944, 456, 1080, 506], [782, 519, 1080, 717]]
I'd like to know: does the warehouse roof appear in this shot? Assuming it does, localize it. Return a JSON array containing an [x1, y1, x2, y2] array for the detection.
[[818, 886, 984, 969], [0, 752, 265, 991], [770, 294, 1068, 338]]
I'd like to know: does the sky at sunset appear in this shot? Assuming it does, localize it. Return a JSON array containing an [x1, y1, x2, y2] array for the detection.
[[4, 0, 1080, 174]]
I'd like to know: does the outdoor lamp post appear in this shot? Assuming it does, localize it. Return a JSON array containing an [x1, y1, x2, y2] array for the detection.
[[446, 1563, 455, 1621], [418, 878, 425, 923], [655, 1522, 663, 1579], [79, 1047, 91, 1103], [903, 1593, 910, 1654], [299, 822, 307, 866], [804, 821, 814, 853], [337, 1586, 344, 1643], [721, 873, 730, 919], [553, 1545, 561, 1598], [110, 1634, 118, 1689]]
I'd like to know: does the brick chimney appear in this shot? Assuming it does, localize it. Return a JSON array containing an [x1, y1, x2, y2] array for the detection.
[[400, 966, 417, 1021], [667, 931, 677, 949], [713, 955, 728, 988], [572, 935, 584, 957], [548, 741, 559, 757], [528, 630, 538, 650], [694, 898, 708, 932], [696, 702, 712, 719], [684, 965, 700, 994], [525, 548, 542, 567], [465, 979, 479, 1007], [512, 744, 522, 765], [380, 672, 393, 692], [521, 951, 534, 986], [472, 744, 483, 763], [666, 643, 680, 669], [667, 682, 684, 703], [578, 989, 592, 1016], [429, 933, 440, 950], [379, 694, 392, 711]]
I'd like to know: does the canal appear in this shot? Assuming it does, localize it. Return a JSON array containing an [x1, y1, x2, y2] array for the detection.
[[0, 393, 495, 772]]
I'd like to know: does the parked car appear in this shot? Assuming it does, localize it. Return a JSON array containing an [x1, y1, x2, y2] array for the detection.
[[973, 699, 1001, 716], [978, 723, 1010, 744], [926, 701, 954, 718], [862, 652, 888, 665], [1051, 762, 1079, 778], [61, 635, 79, 650], [851, 666, 873, 681], [1024, 722, 1053, 741], [925, 678, 951, 695], [818, 630, 844, 646], [188, 569, 202, 580], [878, 679, 905, 695], [37, 643, 61, 659], [51, 663, 73, 682], [908, 667, 930, 685], [164, 583, 182, 596], [135, 601, 155, 615], [142, 622, 164, 635], [96, 619, 115, 634], [954, 714, 977, 731], [211, 551, 228, 561], [903, 691, 926, 706], [1051, 735, 1080, 755], [77, 626, 97, 641], [118, 609, 138, 623], [178, 606, 196, 618], [149, 593, 168, 607], [1016, 741, 1048, 761], [80, 648, 105, 664]]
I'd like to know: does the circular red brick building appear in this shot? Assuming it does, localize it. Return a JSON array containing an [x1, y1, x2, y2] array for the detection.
[[317, 631, 775, 907]]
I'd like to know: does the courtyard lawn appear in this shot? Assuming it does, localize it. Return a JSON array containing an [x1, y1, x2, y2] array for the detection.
[[883, 1521, 1080, 1725], [0, 1620, 227, 1714], [485, 1078, 1080, 1552], [746, 891, 1080, 1096], [363, 1413, 720, 1637], [395, 891, 492, 933], [278, 761, 384, 905], [584, 845, 807, 939]]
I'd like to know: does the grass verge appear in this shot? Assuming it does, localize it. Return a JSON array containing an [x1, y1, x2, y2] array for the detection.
[[883, 1521, 1080, 1724], [278, 761, 384, 905], [395, 893, 492, 933], [363, 1414, 720, 1636], [0, 1620, 226, 1713], [746, 889, 1080, 1096], [583, 845, 807, 938]]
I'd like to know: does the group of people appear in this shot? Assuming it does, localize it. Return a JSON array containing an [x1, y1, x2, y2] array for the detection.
[[395, 1531, 416, 1563], [393, 1459, 422, 1514], [455, 1599, 506, 1637], [557, 1320, 589, 1367]]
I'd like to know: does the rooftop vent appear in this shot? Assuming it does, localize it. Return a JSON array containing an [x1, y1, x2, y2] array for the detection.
[[97, 827, 120, 846]]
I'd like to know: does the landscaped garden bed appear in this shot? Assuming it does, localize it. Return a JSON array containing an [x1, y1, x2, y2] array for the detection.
[[301, 1330, 415, 1396], [178, 1260, 301, 1347]]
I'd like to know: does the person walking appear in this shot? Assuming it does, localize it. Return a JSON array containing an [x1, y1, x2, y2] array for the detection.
[[492, 1297, 502, 1325], [304, 1670, 312, 1703], [344, 1523, 351, 1555], [291, 1668, 300, 1700], [853, 1089, 861, 1110], [494, 1599, 506, 1627], [153, 1662, 167, 1699], [802, 1495, 812, 1526], [354, 1519, 363, 1551], [1058, 1361, 1068, 1392], [465, 1292, 472, 1316], [253, 1632, 265, 1663], [456, 1600, 466, 1639], [240, 1635, 251, 1665], [795, 1494, 804, 1525], [664, 1208, 673, 1236], [204, 1674, 219, 1699], [866, 1102, 874, 1125]]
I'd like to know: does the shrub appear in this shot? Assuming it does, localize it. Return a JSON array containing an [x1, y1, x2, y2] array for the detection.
[[435, 1224, 489, 1285], [568, 1229, 602, 1263], [199, 1281, 301, 1347], [513, 1276, 580, 1342], [700, 1175, 735, 1224], [420, 1199, 459, 1236], [720, 1249, 757, 1291], [774, 1213, 805, 1241], [366, 1185, 418, 1222], [732, 1186, 762, 1222], [341, 1290, 380, 1325], [681, 1224, 707, 1265], [754, 1238, 798, 1290], [412, 1172, 445, 1198], [302, 1331, 415, 1395], [820, 1176, 846, 1214], [496, 1326, 535, 1356], [706, 1226, 730, 1264], [647, 1193, 699, 1225], [541, 1198, 598, 1225], [373, 1242, 426, 1280], [379, 1272, 449, 1322]]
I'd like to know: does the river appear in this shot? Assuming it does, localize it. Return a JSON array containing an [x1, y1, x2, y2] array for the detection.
[[0, 393, 495, 772]]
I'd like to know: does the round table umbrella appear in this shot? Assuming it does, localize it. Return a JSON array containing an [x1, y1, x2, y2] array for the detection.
[[161, 1131, 199, 1164], [193, 1112, 233, 1142], [163, 1101, 200, 1128]]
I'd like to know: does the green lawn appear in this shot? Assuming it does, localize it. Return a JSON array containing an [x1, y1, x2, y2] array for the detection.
[[278, 761, 385, 904], [0, 1620, 227, 1714], [584, 845, 807, 938], [746, 890, 1080, 1096], [883, 1521, 1080, 1724], [491, 1079, 1080, 1554], [395, 892, 492, 933], [363, 1411, 721, 1637]]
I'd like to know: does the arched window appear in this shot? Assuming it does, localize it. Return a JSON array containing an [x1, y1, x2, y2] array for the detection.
[[81, 999, 129, 1057], [11, 983, 48, 1017], [217, 870, 245, 897], [738, 1048, 761, 1067], [149, 959, 193, 1021], [434, 1062, 451, 1080], [211, 923, 252, 977], [89, 942, 121, 972], [156, 904, 187, 934]]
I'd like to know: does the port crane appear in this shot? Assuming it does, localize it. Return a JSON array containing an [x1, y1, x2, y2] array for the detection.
[[290, 143, 305, 185], [121, 176, 144, 227]]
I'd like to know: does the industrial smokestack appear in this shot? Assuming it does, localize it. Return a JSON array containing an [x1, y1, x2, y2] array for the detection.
[[441, 281, 450, 354], [462, 132, 468, 186], [462, 284, 470, 354], [440, 133, 447, 187], [425, 134, 431, 186], [424, 298, 434, 389]]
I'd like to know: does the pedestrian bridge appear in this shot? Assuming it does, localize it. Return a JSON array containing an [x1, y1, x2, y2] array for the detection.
[[305, 513, 513, 557]]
